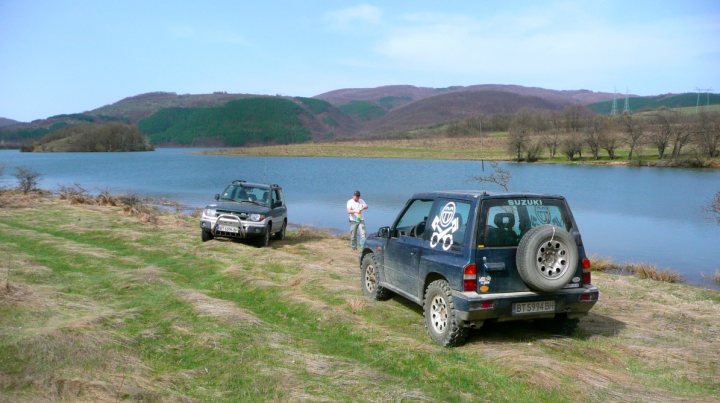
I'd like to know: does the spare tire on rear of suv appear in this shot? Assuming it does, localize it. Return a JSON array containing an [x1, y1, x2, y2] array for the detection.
[[516, 225, 578, 292]]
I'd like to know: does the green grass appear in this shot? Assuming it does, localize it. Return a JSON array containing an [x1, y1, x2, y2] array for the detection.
[[1, 196, 718, 401]]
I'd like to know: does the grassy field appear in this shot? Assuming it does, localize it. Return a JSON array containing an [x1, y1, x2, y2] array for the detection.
[[203, 133, 720, 168], [1, 192, 719, 401]]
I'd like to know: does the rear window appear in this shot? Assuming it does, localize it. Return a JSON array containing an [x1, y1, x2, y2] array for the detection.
[[481, 198, 571, 247]]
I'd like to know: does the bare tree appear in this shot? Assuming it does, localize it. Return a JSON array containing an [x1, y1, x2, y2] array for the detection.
[[651, 108, 677, 160], [621, 113, 645, 160], [544, 111, 563, 158], [583, 116, 607, 160], [670, 115, 694, 161], [507, 110, 533, 161], [472, 162, 511, 191], [563, 105, 590, 133], [13, 166, 41, 194], [525, 139, 544, 162], [695, 111, 720, 158]]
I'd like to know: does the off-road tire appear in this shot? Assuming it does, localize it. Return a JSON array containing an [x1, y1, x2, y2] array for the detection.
[[537, 314, 579, 336], [516, 225, 578, 292], [274, 220, 286, 240], [201, 229, 213, 242], [360, 253, 392, 300], [257, 225, 271, 248], [423, 280, 468, 347]]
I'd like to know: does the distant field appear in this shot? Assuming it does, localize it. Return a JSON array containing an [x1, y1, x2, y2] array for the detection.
[[203, 133, 720, 168]]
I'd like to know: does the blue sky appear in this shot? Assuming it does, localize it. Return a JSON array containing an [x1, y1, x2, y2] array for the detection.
[[1, 0, 718, 122]]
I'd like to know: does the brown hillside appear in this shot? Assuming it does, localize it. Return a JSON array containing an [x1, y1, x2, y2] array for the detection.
[[364, 90, 563, 134], [315, 84, 617, 109]]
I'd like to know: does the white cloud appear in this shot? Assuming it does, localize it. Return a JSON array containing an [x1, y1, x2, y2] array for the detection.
[[371, 7, 719, 92], [326, 4, 382, 29]]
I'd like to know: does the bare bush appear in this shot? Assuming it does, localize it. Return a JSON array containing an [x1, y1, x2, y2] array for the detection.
[[472, 161, 511, 191], [524, 139, 544, 162], [561, 135, 583, 161], [58, 184, 93, 204], [13, 166, 41, 194]]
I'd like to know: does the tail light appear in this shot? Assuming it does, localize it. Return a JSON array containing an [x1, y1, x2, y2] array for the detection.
[[463, 263, 477, 292], [582, 258, 591, 270], [581, 258, 591, 284]]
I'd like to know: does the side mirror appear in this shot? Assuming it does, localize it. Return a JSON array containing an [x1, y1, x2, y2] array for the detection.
[[377, 226, 390, 238], [214, 194, 220, 201], [273, 201, 283, 208]]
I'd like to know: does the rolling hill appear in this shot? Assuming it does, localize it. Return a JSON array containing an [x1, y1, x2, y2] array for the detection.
[[0, 117, 20, 128], [362, 90, 564, 133], [2, 84, 691, 149]]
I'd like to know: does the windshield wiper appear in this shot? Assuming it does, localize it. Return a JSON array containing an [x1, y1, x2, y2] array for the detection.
[[241, 200, 266, 206]]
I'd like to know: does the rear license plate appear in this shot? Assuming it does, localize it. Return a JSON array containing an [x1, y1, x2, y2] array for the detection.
[[513, 300, 555, 315], [218, 225, 239, 233]]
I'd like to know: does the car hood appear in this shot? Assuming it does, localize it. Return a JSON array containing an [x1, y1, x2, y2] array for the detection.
[[206, 201, 271, 215]]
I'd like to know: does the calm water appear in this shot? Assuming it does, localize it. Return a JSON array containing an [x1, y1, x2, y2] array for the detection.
[[1, 148, 719, 288]]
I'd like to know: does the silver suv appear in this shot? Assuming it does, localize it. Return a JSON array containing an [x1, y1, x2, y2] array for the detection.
[[200, 180, 287, 247]]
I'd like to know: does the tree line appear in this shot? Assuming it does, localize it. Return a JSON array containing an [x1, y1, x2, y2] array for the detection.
[[20, 123, 153, 152], [448, 106, 720, 165]]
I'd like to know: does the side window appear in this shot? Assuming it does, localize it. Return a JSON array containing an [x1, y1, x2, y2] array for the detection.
[[273, 189, 282, 206], [393, 199, 433, 238], [427, 199, 471, 251]]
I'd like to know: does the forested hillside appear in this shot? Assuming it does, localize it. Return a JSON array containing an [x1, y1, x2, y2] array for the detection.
[[138, 98, 313, 146]]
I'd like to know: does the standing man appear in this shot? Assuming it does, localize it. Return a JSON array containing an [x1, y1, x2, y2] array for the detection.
[[347, 190, 368, 250]]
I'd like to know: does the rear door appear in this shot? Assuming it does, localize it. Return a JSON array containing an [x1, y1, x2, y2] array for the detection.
[[476, 197, 575, 293]]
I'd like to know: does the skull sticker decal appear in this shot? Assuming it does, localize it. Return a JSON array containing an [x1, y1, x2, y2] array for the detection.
[[430, 202, 460, 250]]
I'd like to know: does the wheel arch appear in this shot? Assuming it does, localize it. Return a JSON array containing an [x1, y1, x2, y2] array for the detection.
[[423, 272, 448, 297]]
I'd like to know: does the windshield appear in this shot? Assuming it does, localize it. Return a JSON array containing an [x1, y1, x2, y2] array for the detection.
[[481, 198, 571, 247], [219, 185, 271, 206]]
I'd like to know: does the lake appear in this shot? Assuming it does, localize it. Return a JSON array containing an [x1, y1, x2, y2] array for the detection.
[[1, 148, 719, 288]]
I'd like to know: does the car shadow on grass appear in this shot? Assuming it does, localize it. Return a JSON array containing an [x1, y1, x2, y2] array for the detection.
[[388, 293, 625, 344], [466, 312, 626, 345]]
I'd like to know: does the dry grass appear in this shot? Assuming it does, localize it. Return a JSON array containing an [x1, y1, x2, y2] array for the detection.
[[589, 256, 683, 283], [3, 192, 719, 401], [630, 263, 683, 283]]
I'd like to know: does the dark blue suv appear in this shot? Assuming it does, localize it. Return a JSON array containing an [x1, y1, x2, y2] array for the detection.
[[360, 191, 599, 346]]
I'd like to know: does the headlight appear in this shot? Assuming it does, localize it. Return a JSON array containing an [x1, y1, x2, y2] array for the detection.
[[248, 213, 266, 222], [203, 208, 217, 217]]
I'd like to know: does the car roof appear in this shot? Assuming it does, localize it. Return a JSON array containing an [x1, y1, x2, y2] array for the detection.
[[411, 190, 565, 201], [229, 180, 279, 189]]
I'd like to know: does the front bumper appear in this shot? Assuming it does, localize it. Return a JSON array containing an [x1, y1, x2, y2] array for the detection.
[[200, 214, 268, 238], [452, 286, 599, 322]]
